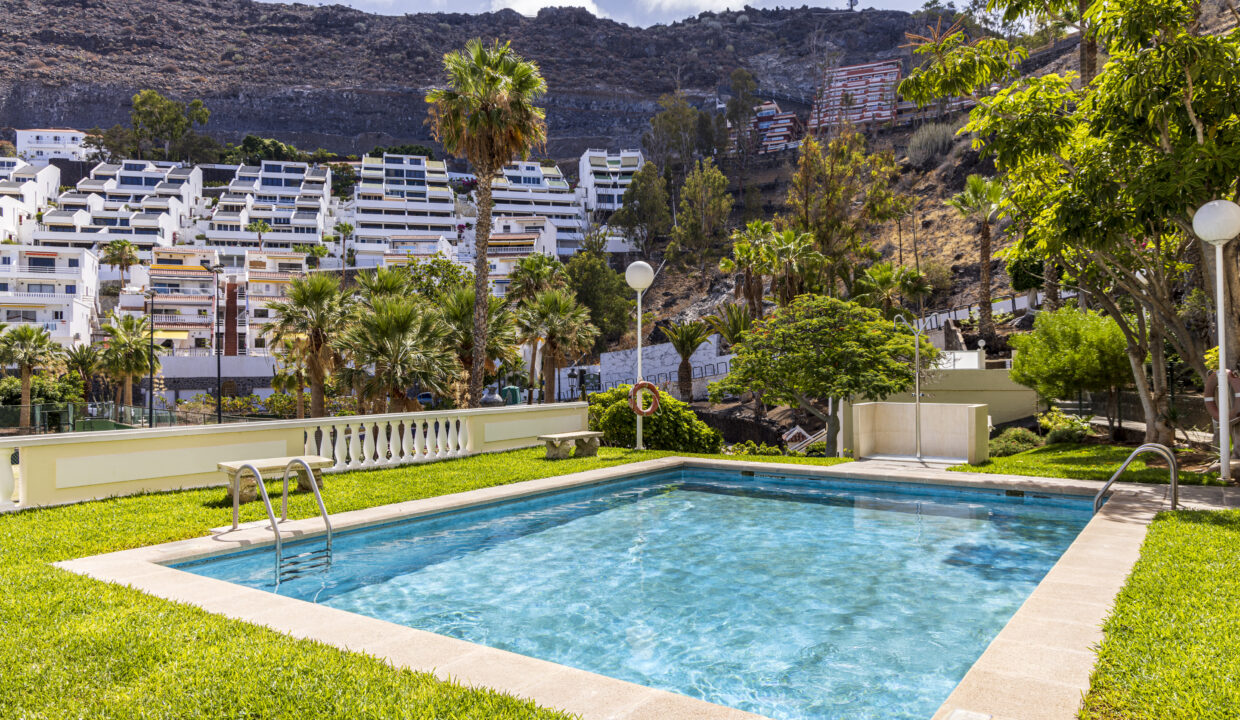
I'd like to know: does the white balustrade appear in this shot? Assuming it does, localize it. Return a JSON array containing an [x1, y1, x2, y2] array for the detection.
[[291, 408, 489, 471]]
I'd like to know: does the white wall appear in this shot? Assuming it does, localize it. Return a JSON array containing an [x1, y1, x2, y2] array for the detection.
[[600, 334, 733, 399]]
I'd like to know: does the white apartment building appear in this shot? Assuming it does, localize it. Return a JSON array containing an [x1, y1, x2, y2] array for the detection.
[[201, 161, 333, 267], [0, 246, 98, 347], [485, 216, 559, 297], [0, 159, 60, 243], [34, 161, 202, 263], [577, 149, 644, 215], [487, 161, 585, 257], [15, 128, 87, 164], [242, 251, 308, 355], [350, 154, 459, 267], [118, 248, 220, 355]]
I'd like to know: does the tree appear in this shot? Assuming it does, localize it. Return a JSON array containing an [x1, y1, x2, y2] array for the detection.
[[355, 266, 412, 305], [84, 125, 138, 163], [339, 297, 457, 412], [524, 289, 598, 403], [610, 162, 671, 257], [642, 92, 701, 205], [706, 303, 753, 348], [711, 295, 936, 455], [439, 287, 521, 390], [855, 262, 933, 319], [720, 220, 773, 318], [1010, 308, 1130, 437], [295, 243, 328, 269], [565, 251, 631, 352], [670, 158, 733, 269], [329, 163, 358, 200], [0, 324, 62, 430], [426, 39, 548, 408], [224, 135, 307, 165], [64, 344, 103, 402], [506, 253, 566, 307], [101, 240, 140, 287], [269, 274, 352, 417], [333, 221, 355, 268], [663, 320, 712, 400], [368, 144, 436, 159], [102, 313, 156, 410], [130, 90, 209, 160], [246, 220, 272, 251], [270, 337, 309, 419], [767, 229, 824, 307], [406, 253, 473, 297], [946, 174, 1002, 338], [726, 67, 761, 204], [0, 140, 14, 158]]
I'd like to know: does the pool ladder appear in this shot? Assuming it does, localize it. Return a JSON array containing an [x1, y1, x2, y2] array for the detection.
[[236, 459, 334, 588], [1093, 443, 1179, 514]]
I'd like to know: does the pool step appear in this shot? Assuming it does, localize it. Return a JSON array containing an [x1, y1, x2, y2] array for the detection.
[[278, 547, 332, 582]]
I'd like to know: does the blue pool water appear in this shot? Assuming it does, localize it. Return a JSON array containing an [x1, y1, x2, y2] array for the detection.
[[178, 468, 1094, 719]]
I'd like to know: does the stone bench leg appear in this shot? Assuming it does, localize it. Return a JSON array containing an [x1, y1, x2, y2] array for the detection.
[[545, 440, 572, 460], [294, 466, 325, 492], [574, 437, 600, 458], [231, 473, 257, 504]]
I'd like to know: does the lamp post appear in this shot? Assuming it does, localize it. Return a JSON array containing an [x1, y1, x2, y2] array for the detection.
[[1192, 199, 1240, 481], [207, 263, 224, 424], [894, 314, 922, 461], [145, 288, 156, 428], [626, 261, 655, 450]]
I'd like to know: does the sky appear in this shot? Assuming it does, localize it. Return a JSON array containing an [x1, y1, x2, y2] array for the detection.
[[256, 0, 927, 27]]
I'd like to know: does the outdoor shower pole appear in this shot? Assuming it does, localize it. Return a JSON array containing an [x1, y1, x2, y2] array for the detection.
[[895, 315, 922, 461]]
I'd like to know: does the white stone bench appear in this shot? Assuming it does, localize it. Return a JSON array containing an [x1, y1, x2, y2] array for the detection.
[[537, 431, 604, 460], [219, 455, 333, 504]]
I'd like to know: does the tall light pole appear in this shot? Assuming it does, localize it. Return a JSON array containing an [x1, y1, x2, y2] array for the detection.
[[207, 263, 224, 424], [145, 288, 157, 428], [626, 261, 655, 450], [1193, 199, 1240, 481], [894, 314, 922, 461]]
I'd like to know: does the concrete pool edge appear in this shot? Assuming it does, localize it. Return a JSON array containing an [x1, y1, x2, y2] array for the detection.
[[54, 457, 1228, 720]]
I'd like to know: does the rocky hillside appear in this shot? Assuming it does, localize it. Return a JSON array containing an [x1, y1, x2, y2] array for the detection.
[[0, 0, 919, 156]]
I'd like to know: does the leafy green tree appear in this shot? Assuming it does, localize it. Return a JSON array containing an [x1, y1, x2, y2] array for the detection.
[[565, 251, 630, 353], [0, 140, 15, 158], [610, 162, 671, 257], [946, 174, 1002, 338], [642, 92, 701, 203], [245, 220, 272, 251], [329, 163, 358, 200], [712, 295, 936, 455], [663, 320, 712, 400], [0, 324, 62, 429], [224, 135, 307, 165], [269, 274, 352, 417], [426, 39, 548, 407], [588, 385, 722, 452], [720, 220, 773, 318], [84, 125, 137, 163], [129, 90, 209, 160], [506, 253, 566, 307], [101, 239, 140, 287], [726, 67, 760, 203], [671, 158, 733, 269], [368, 144, 436, 159], [406, 253, 472, 297], [338, 297, 457, 412]]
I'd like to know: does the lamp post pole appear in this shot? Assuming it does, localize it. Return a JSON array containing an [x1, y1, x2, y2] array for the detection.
[[146, 289, 156, 428], [636, 288, 645, 449], [1193, 199, 1240, 482], [210, 265, 223, 424], [894, 314, 922, 461], [626, 261, 655, 451]]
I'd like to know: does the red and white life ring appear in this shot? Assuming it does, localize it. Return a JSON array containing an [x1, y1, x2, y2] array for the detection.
[[628, 381, 660, 417], [1204, 370, 1240, 422]]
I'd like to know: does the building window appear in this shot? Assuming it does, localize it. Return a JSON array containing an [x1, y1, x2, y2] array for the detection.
[[53, 310, 64, 320], [65, 284, 76, 295], [253, 308, 269, 318], [6, 310, 34, 322], [68, 258, 79, 268], [254, 337, 266, 349], [0, 283, 7, 291]]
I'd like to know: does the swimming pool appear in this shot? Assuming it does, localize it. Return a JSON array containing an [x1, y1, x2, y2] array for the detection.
[[178, 467, 1094, 720]]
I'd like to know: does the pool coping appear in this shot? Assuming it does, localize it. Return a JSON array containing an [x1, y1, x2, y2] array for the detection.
[[54, 457, 1231, 720]]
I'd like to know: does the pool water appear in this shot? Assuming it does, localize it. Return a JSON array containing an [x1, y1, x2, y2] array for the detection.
[[178, 468, 1094, 720]]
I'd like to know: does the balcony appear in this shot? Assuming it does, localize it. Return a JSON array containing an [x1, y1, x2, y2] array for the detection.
[[152, 314, 211, 326], [0, 290, 86, 303]]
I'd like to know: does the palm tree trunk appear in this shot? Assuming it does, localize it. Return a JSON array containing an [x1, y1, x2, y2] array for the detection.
[[528, 338, 541, 400], [543, 346, 557, 404], [978, 221, 993, 338], [1078, 0, 1097, 85], [469, 173, 494, 408], [296, 384, 305, 419], [19, 366, 31, 430], [123, 374, 134, 408], [310, 370, 326, 418], [678, 357, 692, 400]]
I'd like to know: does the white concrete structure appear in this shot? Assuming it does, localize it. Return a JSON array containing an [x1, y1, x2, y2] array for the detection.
[[0, 246, 98, 346], [599, 334, 733, 401], [349, 154, 459, 267], [0, 159, 59, 243], [378, 234, 460, 273], [118, 247, 220, 355], [242, 250, 307, 355], [577, 149, 643, 215], [488, 161, 585, 256], [15, 128, 86, 163], [200, 161, 332, 267], [485, 216, 559, 298], [850, 402, 989, 464]]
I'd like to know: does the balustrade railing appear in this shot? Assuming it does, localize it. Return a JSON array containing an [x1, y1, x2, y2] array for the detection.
[[300, 411, 472, 472]]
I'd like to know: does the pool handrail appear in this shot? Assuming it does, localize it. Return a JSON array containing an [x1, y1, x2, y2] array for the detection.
[[1093, 443, 1178, 514]]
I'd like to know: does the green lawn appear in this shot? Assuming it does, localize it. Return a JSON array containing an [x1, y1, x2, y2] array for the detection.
[[1081, 510, 1240, 719], [947, 442, 1222, 485], [0, 447, 848, 719]]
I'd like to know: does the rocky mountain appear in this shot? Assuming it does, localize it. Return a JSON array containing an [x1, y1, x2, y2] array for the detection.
[[0, 0, 919, 156]]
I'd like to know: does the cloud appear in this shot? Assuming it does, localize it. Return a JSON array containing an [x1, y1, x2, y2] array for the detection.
[[635, 0, 746, 12], [490, 0, 607, 17]]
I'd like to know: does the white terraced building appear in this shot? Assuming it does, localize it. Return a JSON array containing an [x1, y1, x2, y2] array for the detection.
[[350, 154, 459, 268], [33, 161, 202, 266], [377, 234, 458, 270], [119, 247, 220, 355], [485, 161, 585, 257], [577, 149, 643, 215], [15, 128, 86, 164], [484, 216, 559, 298], [0, 159, 60, 244], [0, 245, 98, 347], [199, 161, 333, 268]]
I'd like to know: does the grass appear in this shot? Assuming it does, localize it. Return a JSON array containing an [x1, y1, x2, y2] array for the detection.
[[1080, 510, 1240, 719], [947, 442, 1222, 485], [0, 447, 849, 719]]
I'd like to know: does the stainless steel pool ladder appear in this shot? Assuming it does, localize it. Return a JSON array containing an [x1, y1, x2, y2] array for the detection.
[[236, 459, 334, 587], [1093, 443, 1178, 514]]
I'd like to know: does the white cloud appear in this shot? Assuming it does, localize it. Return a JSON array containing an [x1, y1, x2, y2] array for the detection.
[[636, 0, 744, 12], [490, 0, 606, 17]]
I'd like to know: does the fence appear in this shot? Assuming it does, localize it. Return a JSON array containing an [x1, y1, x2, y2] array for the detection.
[[0, 402, 260, 436]]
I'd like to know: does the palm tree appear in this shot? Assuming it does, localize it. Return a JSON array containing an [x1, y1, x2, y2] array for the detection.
[[663, 320, 711, 401], [355, 266, 412, 307], [705, 303, 752, 348], [340, 297, 458, 412], [269, 274, 352, 417], [64, 344, 103, 402], [0, 325, 61, 429], [898, 265, 934, 319], [506, 253, 566, 307], [854, 262, 903, 318], [525, 289, 597, 403], [766, 229, 824, 306], [515, 300, 549, 399], [720, 220, 773, 318], [946, 174, 1002, 338], [102, 313, 157, 409], [334, 221, 355, 268], [246, 220, 273, 251], [439, 287, 521, 388], [271, 337, 309, 419], [426, 38, 548, 407], [101, 239, 140, 287]]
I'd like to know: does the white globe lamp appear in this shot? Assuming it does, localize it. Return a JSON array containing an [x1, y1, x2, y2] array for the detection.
[[1193, 199, 1240, 481], [626, 261, 656, 449]]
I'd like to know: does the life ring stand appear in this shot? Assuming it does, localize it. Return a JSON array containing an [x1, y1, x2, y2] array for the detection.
[[628, 381, 660, 417], [1204, 369, 1240, 422]]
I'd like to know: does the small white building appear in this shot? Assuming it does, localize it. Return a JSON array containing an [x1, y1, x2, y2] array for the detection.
[[0, 245, 99, 347], [15, 128, 87, 164], [487, 161, 585, 257], [577, 149, 644, 215], [485, 216, 559, 298], [348, 154, 460, 267], [0, 159, 60, 243]]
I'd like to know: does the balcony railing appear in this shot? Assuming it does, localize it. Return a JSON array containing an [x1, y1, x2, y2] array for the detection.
[[152, 314, 211, 326], [0, 264, 86, 276]]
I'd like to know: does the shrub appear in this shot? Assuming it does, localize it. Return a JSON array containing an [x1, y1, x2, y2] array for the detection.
[[907, 123, 957, 169], [989, 427, 1043, 457], [1038, 407, 1092, 444], [727, 440, 784, 456], [1047, 427, 1087, 444], [588, 385, 723, 453], [804, 440, 829, 457]]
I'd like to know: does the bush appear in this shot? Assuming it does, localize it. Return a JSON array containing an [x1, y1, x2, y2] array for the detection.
[[727, 440, 784, 456], [907, 122, 957, 169], [1047, 427, 1088, 444], [804, 440, 830, 457], [588, 385, 723, 453], [989, 427, 1043, 457], [1038, 407, 1092, 444]]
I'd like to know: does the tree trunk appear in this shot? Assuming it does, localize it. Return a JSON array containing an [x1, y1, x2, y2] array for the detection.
[[469, 172, 494, 408], [19, 366, 31, 430], [1078, 1, 1097, 85], [1043, 260, 1061, 311], [825, 403, 841, 457], [1148, 325, 1175, 445], [123, 374, 134, 408], [295, 385, 305, 419], [310, 370, 326, 418], [543, 346, 558, 404], [528, 339, 541, 401], [678, 356, 692, 400], [1199, 238, 1240, 370], [978, 220, 993, 337]]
